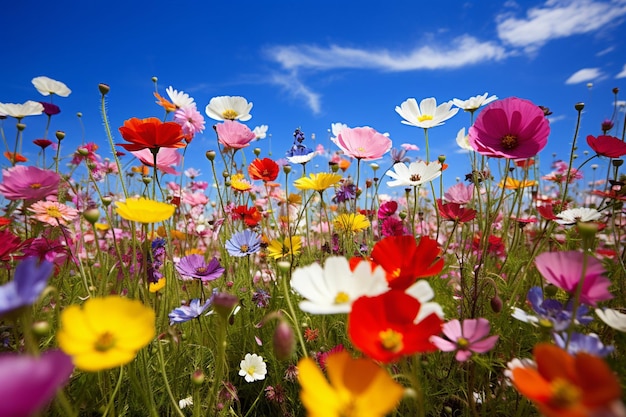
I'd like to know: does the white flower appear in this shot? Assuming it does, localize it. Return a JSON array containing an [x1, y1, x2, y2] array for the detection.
[[455, 127, 473, 151], [405, 280, 444, 323], [511, 307, 539, 325], [452, 93, 497, 112], [395, 97, 459, 129], [31, 76, 71, 97], [290, 257, 388, 314], [253, 125, 268, 139], [205, 96, 253, 122], [331, 122, 349, 139], [0, 101, 44, 118], [238, 353, 267, 382], [386, 160, 442, 188], [178, 396, 193, 409], [166, 86, 195, 109], [596, 308, 626, 332], [504, 358, 536, 384], [555, 207, 602, 225]]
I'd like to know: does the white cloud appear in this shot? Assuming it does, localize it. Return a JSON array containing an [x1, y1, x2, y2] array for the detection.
[[496, 0, 626, 52], [565, 68, 604, 84], [596, 46, 615, 56], [617, 64, 626, 78], [266, 36, 506, 72], [269, 72, 321, 114]]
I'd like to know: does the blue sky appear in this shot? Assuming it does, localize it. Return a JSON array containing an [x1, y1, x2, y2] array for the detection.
[[2, 0, 626, 196]]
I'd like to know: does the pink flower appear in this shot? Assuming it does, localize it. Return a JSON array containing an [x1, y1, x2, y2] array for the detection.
[[534, 251, 613, 306], [332, 126, 392, 160], [215, 120, 256, 149], [29, 201, 79, 226], [444, 182, 474, 205], [430, 318, 499, 362], [468, 97, 550, 159], [401, 143, 419, 151], [0, 165, 60, 201], [174, 104, 206, 139], [131, 147, 182, 175]]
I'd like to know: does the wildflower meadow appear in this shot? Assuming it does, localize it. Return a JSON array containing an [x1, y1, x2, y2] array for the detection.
[[2, 76, 626, 417]]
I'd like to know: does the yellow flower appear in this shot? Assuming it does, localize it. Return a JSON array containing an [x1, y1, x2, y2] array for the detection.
[[298, 351, 404, 417], [230, 173, 252, 192], [267, 236, 302, 259], [287, 193, 302, 205], [333, 213, 370, 234], [57, 296, 155, 371], [94, 222, 110, 231], [149, 277, 166, 293], [294, 173, 342, 192], [498, 178, 537, 190], [115, 197, 175, 223]]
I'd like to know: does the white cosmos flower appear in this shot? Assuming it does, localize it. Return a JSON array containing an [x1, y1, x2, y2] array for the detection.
[[178, 396, 193, 409], [555, 207, 602, 225], [456, 127, 473, 151], [166, 86, 195, 109], [595, 308, 626, 332], [238, 353, 267, 382], [395, 97, 459, 129], [405, 280, 444, 323], [0, 101, 44, 118], [31, 76, 71, 97], [386, 160, 443, 188], [253, 125, 268, 139], [331, 122, 349, 140], [452, 93, 498, 112], [290, 256, 388, 314], [205, 96, 253, 122]]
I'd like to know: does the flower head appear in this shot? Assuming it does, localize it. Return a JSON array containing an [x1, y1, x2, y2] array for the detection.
[[595, 308, 626, 332], [57, 296, 155, 371], [248, 158, 279, 182], [169, 298, 213, 325], [115, 197, 175, 223], [444, 182, 474, 205], [174, 104, 205, 138], [267, 236, 302, 259], [166, 86, 195, 109], [395, 97, 459, 128], [225, 230, 262, 257], [386, 160, 442, 188], [298, 351, 404, 417], [32, 76, 72, 97], [586, 135, 626, 158], [333, 213, 371, 234], [131, 147, 182, 175], [118, 117, 185, 152], [468, 97, 550, 159], [176, 255, 224, 282], [0, 101, 44, 119], [437, 199, 477, 223], [0, 257, 54, 317], [293, 172, 342, 192], [452, 93, 498, 112], [205, 96, 253, 121], [215, 120, 256, 149], [0, 165, 60, 201], [430, 318, 499, 361], [29, 201, 79, 226], [239, 353, 267, 382], [555, 207, 601, 225], [332, 126, 392, 160]]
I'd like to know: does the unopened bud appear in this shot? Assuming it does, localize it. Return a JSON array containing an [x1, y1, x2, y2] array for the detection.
[[83, 208, 101, 225], [206, 150, 216, 161], [16, 123, 26, 131], [32, 321, 50, 337], [76, 112, 82, 118], [98, 83, 110, 95], [273, 320, 295, 361], [151, 76, 158, 83], [142, 176, 152, 185], [55, 131, 65, 141], [574, 102, 584, 111], [191, 369, 205, 385], [101, 196, 112, 206], [490, 295, 503, 313], [438, 155, 446, 164], [253, 148, 261, 157], [282, 165, 291, 175]]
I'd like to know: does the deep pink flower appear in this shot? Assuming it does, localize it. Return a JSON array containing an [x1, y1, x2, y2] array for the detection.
[[430, 318, 498, 362], [468, 97, 550, 159], [378, 201, 398, 219], [215, 120, 256, 149], [534, 251, 613, 306], [174, 104, 206, 139], [443, 182, 474, 205], [437, 199, 476, 223], [0, 165, 60, 201], [586, 135, 626, 158], [332, 126, 392, 160], [131, 147, 182, 175]]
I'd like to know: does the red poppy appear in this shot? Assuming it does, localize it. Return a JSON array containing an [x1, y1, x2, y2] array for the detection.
[[370, 235, 444, 290], [437, 199, 476, 223], [537, 203, 559, 221], [515, 158, 535, 168], [348, 290, 442, 363], [586, 135, 626, 158], [231, 205, 262, 227], [118, 117, 185, 152], [0, 229, 27, 263], [4, 152, 27, 163], [248, 158, 279, 182], [33, 139, 53, 150]]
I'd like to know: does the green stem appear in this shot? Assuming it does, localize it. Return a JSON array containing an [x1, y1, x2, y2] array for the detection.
[[101, 366, 125, 417]]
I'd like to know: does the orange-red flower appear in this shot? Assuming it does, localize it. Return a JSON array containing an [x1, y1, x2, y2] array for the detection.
[[248, 158, 279, 182], [370, 235, 444, 290], [512, 343, 623, 417], [118, 117, 185, 152], [231, 205, 262, 227], [4, 151, 27, 164], [153, 92, 177, 113], [437, 199, 476, 223]]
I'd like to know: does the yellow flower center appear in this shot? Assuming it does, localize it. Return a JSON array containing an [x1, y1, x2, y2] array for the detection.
[[379, 328, 404, 352], [392, 268, 401, 278], [417, 114, 434, 123], [196, 267, 207, 274], [94, 331, 116, 352], [457, 337, 470, 349], [30, 183, 42, 189], [538, 318, 553, 329], [46, 206, 62, 219], [240, 244, 249, 253], [221, 109, 238, 120], [501, 134, 518, 149], [334, 291, 350, 304], [246, 366, 256, 376], [549, 378, 581, 408]]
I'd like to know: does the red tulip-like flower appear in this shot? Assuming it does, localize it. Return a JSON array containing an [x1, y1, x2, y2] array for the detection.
[[118, 117, 185, 152], [248, 158, 279, 182], [586, 135, 626, 158], [437, 199, 476, 223]]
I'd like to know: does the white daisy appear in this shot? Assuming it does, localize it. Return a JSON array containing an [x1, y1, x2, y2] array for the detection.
[[555, 207, 602, 225], [238, 353, 267, 383], [253, 125, 268, 139], [0, 101, 44, 119], [395, 97, 459, 129], [595, 308, 626, 332], [205, 96, 253, 122], [178, 396, 193, 409], [31, 76, 71, 97], [166, 86, 195, 109], [452, 93, 498, 112], [456, 127, 473, 151], [386, 160, 443, 188]]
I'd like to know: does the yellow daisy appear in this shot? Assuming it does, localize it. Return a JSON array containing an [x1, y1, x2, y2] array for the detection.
[[333, 213, 371, 234], [267, 235, 302, 259], [293, 173, 342, 192], [498, 178, 537, 190], [149, 277, 166, 293], [115, 197, 175, 223], [230, 173, 252, 192]]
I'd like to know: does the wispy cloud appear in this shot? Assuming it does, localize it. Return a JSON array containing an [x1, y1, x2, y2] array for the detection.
[[269, 72, 321, 115], [565, 68, 604, 84], [496, 0, 626, 52], [617, 63, 626, 78]]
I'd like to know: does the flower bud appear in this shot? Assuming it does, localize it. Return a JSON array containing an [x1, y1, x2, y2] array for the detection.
[[206, 150, 216, 161], [212, 292, 239, 321], [142, 176, 152, 185], [76, 112, 83, 118], [370, 162, 379, 172], [273, 320, 295, 361], [151, 76, 158, 83], [282, 165, 291, 175], [192, 369, 205, 385], [32, 321, 50, 337], [101, 196, 112, 206], [83, 208, 101, 225], [98, 83, 110, 95], [16, 123, 26, 131], [55, 131, 65, 141], [574, 102, 584, 111], [490, 295, 503, 313], [253, 147, 261, 156]]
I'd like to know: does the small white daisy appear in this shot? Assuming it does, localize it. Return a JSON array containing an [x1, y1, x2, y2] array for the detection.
[[239, 353, 267, 383]]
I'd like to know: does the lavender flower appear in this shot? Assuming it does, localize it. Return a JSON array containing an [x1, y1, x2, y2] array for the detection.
[[225, 230, 261, 257], [286, 128, 316, 164], [147, 238, 166, 284], [176, 254, 225, 282], [169, 298, 213, 325], [251, 288, 271, 308], [0, 257, 53, 317], [554, 332, 614, 357]]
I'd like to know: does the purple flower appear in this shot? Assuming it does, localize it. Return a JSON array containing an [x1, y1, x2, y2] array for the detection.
[[390, 148, 410, 164], [554, 332, 614, 357], [225, 230, 261, 257], [0, 350, 73, 417], [430, 318, 499, 362], [39, 101, 61, 116], [526, 286, 592, 331], [168, 298, 213, 325], [333, 182, 356, 203], [251, 288, 271, 308], [147, 238, 166, 284], [176, 254, 225, 282], [0, 257, 54, 317]]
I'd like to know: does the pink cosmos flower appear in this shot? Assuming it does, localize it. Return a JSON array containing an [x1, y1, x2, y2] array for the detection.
[[468, 97, 550, 159], [586, 134, 626, 158], [332, 126, 392, 160], [215, 120, 256, 149], [131, 147, 182, 175], [430, 318, 499, 362], [534, 251, 613, 306], [0, 165, 60, 201], [29, 201, 79, 226], [174, 104, 206, 138], [444, 182, 474, 205]]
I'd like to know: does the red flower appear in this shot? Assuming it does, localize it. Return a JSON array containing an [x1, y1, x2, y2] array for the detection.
[[248, 158, 279, 182], [4, 152, 27, 163], [348, 290, 442, 363], [437, 199, 476, 223], [586, 135, 626, 158], [33, 139, 53, 150], [118, 117, 185, 152], [231, 205, 262, 227], [370, 235, 444, 290]]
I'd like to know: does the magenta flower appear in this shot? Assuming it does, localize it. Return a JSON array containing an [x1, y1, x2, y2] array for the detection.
[[468, 97, 550, 159], [174, 104, 206, 138], [0, 350, 74, 417], [534, 251, 613, 307], [131, 147, 182, 175], [332, 126, 392, 160], [430, 318, 499, 362], [0, 165, 60, 201], [215, 120, 256, 149], [176, 254, 225, 282]]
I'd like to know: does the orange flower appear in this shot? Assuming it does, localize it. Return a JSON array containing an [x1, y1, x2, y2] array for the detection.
[[512, 343, 623, 417], [338, 158, 351, 172], [154, 92, 177, 113], [248, 158, 279, 182], [118, 117, 185, 152], [4, 151, 27, 163], [131, 165, 150, 176]]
